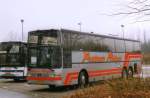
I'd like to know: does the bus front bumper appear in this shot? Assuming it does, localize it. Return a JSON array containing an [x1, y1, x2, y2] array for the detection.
[[0, 76, 25, 79], [27, 76, 63, 86]]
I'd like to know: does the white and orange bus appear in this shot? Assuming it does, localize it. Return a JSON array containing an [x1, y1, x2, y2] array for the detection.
[[0, 41, 27, 81], [27, 29, 142, 87]]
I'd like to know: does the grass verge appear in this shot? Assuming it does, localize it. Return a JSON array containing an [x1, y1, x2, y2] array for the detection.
[[64, 78, 150, 98]]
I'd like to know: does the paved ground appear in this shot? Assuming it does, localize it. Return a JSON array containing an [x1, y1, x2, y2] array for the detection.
[[0, 88, 28, 98], [0, 79, 78, 98], [0, 65, 150, 98]]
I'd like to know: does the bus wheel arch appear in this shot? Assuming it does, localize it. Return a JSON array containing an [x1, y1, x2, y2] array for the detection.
[[78, 69, 89, 87]]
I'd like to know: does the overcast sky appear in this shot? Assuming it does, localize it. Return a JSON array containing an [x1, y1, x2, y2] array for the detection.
[[0, 0, 150, 42]]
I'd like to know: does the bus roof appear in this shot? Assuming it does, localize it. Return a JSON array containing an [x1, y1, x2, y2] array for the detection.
[[29, 28, 140, 42]]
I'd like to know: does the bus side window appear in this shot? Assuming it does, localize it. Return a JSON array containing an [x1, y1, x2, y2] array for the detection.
[[133, 42, 141, 53], [125, 41, 133, 52], [63, 51, 72, 68], [103, 38, 115, 52], [115, 39, 125, 52]]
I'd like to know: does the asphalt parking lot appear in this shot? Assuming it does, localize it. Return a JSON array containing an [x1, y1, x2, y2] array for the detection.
[[0, 79, 78, 98]]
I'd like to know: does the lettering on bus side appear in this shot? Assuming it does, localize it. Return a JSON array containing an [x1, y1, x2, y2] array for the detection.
[[82, 51, 121, 63], [107, 52, 121, 62]]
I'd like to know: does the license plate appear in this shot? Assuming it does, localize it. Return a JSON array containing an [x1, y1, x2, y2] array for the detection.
[[4, 72, 14, 76], [36, 80, 44, 84]]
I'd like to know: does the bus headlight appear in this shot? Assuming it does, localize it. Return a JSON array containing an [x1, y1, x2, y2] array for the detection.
[[27, 73, 31, 77], [49, 73, 56, 77]]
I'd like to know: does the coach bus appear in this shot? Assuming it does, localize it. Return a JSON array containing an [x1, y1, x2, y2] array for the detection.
[[0, 41, 27, 81], [27, 29, 142, 87]]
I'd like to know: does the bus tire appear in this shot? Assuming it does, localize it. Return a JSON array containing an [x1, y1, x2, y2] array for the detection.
[[122, 68, 128, 79], [128, 67, 133, 78], [78, 71, 88, 87], [48, 85, 56, 89], [13, 78, 20, 82]]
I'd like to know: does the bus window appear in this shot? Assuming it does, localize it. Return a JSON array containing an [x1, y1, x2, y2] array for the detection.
[[70, 33, 88, 51], [39, 47, 50, 67], [63, 51, 71, 68], [62, 32, 72, 50], [9, 45, 20, 53], [30, 48, 37, 66], [133, 42, 141, 52], [51, 46, 62, 68], [103, 38, 115, 52], [41, 36, 58, 45], [94, 36, 107, 51], [115, 39, 125, 52], [28, 35, 38, 44], [29, 46, 62, 68], [125, 41, 133, 52]]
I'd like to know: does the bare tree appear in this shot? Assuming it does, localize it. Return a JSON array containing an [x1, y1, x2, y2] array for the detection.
[[114, 0, 150, 22]]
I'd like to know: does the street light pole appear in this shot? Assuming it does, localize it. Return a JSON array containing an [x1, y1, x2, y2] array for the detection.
[[121, 24, 126, 51], [21, 19, 24, 41], [121, 24, 124, 39], [78, 22, 82, 31]]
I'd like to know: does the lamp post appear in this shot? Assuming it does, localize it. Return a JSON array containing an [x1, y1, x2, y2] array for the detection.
[[121, 24, 126, 51], [121, 24, 125, 39], [78, 22, 82, 31], [21, 19, 24, 41]]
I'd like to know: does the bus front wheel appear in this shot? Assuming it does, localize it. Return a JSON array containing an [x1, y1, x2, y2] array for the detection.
[[78, 71, 88, 87], [48, 85, 56, 89], [13, 78, 20, 82]]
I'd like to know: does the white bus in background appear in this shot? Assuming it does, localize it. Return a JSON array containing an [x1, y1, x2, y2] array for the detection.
[[27, 29, 142, 88], [0, 42, 27, 81]]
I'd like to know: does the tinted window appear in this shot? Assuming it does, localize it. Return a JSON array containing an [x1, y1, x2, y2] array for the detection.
[[125, 41, 133, 52], [71, 33, 88, 50], [28, 35, 38, 43], [63, 32, 108, 51], [63, 51, 71, 68], [29, 46, 62, 68], [103, 38, 115, 52], [9, 45, 20, 53], [87, 35, 108, 51], [115, 39, 125, 52], [41, 36, 58, 45], [133, 42, 141, 52], [62, 32, 72, 50]]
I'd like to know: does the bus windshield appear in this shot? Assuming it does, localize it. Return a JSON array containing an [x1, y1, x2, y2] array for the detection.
[[29, 46, 62, 68], [0, 44, 19, 53], [0, 44, 20, 66], [28, 30, 58, 45]]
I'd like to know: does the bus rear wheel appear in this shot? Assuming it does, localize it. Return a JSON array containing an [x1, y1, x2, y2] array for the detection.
[[13, 78, 20, 82], [128, 68, 133, 78], [48, 85, 56, 89], [78, 71, 88, 87]]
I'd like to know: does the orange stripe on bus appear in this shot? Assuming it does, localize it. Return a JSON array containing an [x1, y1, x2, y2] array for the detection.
[[64, 72, 78, 85], [89, 71, 121, 77], [64, 68, 122, 85], [88, 68, 121, 74], [123, 53, 142, 67]]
